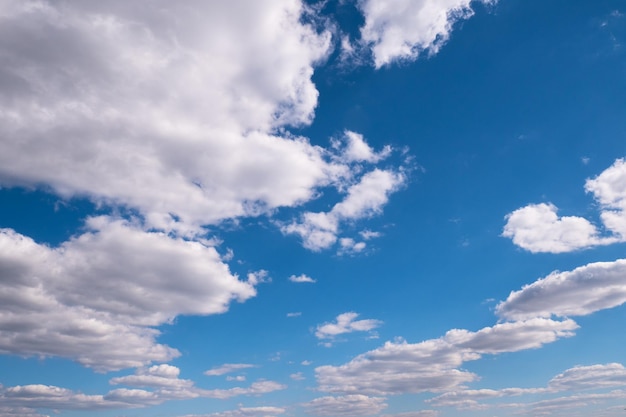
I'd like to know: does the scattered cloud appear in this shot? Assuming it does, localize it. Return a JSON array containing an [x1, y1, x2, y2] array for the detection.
[[427, 363, 626, 411], [287, 312, 303, 318], [315, 312, 383, 341], [332, 131, 391, 163], [302, 395, 387, 416], [502, 203, 614, 253], [0, 218, 257, 370], [288, 274, 317, 283], [380, 412, 439, 417], [496, 259, 626, 321], [316, 318, 577, 395], [226, 376, 246, 382], [290, 372, 306, 381], [282, 169, 405, 251], [204, 364, 257, 377], [180, 406, 286, 417], [357, 0, 496, 68], [503, 158, 626, 253]]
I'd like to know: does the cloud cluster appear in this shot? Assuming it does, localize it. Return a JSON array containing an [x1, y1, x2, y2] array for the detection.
[[496, 259, 626, 321], [302, 394, 387, 416], [0, 0, 340, 234], [357, 0, 495, 67], [181, 406, 286, 417], [0, 365, 285, 415], [503, 158, 626, 253], [316, 318, 577, 395], [0, 217, 255, 370], [315, 312, 383, 341], [282, 169, 405, 251], [428, 363, 626, 411]]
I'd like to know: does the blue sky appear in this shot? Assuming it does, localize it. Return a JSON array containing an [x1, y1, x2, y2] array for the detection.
[[1, 0, 626, 416]]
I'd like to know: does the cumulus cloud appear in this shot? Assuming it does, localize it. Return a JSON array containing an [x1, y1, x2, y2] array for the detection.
[[358, 0, 495, 68], [0, 374, 285, 412], [332, 131, 391, 163], [0, 0, 342, 234], [380, 412, 439, 417], [585, 158, 626, 238], [0, 218, 259, 370], [302, 395, 387, 416], [496, 259, 626, 321], [502, 203, 615, 253], [180, 406, 286, 417], [315, 312, 383, 341], [426, 363, 626, 412], [288, 274, 317, 283], [315, 318, 577, 395], [503, 158, 626, 253], [282, 169, 405, 251], [204, 364, 257, 377]]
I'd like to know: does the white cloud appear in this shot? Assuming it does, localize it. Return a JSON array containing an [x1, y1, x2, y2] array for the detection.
[[204, 364, 257, 377], [180, 406, 286, 417], [338, 238, 367, 255], [548, 363, 626, 391], [315, 318, 577, 395], [290, 372, 306, 381], [358, 0, 495, 68], [503, 158, 626, 253], [287, 312, 302, 317], [380, 412, 440, 417], [0, 0, 343, 235], [332, 131, 391, 163], [0, 377, 285, 412], [426, 363, 626, 412], [315, 312, 383, 340], [201, 381, 286, 400], [288, 274, 317, 283], [302, 395, 387, 416], [0, 218, 260, 370], [282, 169, 405, 251], [496, 259, 626, 321], [226, 376, 246, 382], [585, 158, 626, 238], [502, 203, 615, 253], [109, 365, 195, 392], [0, 406, 49, 417]]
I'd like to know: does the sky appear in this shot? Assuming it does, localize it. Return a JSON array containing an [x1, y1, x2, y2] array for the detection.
[[0, 0, 626, 416]]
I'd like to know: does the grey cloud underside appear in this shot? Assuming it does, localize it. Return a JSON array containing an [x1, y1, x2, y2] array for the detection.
[[497, 259, 626, 321], [0, 218, 254, 370]]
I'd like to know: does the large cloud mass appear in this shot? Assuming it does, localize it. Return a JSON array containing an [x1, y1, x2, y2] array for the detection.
[[0, 0, 338, 233]]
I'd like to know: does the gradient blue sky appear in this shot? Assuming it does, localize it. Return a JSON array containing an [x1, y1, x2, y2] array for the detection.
[[1, 1, 626, 417]]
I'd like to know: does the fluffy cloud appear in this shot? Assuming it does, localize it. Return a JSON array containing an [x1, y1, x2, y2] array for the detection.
[[0, 0, 344, 234], [502, 203, 615, 253], [180, 406, 286, 417], [503, 158, 626, 253], [585, 158, 626, 238], [0, 217, 259, 370], [282, 169, 405, 251], [315, 312, 383, 340], [302, 395, 387, 416], [427, 363, 626, 410], [110, 365, 194, 390], [204, 364, 257, 377], [0, 375, 285, 412], [496, 259, 626, 321], [288, 274, 317, 283], [380, 413, 439, 417], [315, 318, 576, 395], [358, 0, 495, 67]]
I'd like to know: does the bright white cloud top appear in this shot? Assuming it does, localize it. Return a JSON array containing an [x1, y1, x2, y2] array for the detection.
[[1, 1, 626, 417]]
